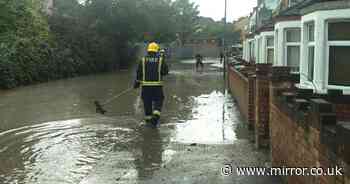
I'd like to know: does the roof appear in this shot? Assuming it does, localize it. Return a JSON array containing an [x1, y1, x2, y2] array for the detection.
[[277, 0, 320, 17], [301, 0, 350, 15], [256, 21, 274, 33]]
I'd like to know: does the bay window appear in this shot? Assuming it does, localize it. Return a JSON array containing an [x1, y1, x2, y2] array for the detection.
[[299, 8, 350, 94], [274, 20, 300, 67]]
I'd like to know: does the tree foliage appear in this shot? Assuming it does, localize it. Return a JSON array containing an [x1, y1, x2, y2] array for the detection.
[[193, 17, 241, 45], [0, 0, 200, 89], [0, 0, 51, 88]]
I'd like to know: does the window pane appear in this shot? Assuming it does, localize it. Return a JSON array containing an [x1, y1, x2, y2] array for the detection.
[[250, 42, 255, 61], [267, 49, 274, 64], [308, 46, 314, 81], [275, 31, 278, 61], [329, 22, 350, 41], [286, 29, 301, 42], [257, 38, 262, 63], [287, 46, 300, 71], [267, 37, 274, 47], [329, 46, 350, 86], [308, 23, 315, 42]]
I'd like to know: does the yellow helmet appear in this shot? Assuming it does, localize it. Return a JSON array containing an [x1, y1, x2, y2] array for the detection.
[[147, 42, 160, 53]]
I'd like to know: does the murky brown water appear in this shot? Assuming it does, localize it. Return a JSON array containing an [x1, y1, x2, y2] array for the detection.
[[0, 60, 280, 184]]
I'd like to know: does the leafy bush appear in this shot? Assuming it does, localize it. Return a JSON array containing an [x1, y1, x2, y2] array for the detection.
[[0, 0, 199, 89]]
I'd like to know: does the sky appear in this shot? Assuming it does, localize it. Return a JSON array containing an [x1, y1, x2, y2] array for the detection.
[[191, 0, 257, 22]]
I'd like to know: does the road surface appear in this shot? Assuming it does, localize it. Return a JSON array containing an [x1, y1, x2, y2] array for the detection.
[[0, 59, 282, 184]]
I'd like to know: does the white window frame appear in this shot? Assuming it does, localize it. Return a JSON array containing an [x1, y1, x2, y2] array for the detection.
[[243, 40, 248, 61], [258, 36, 264, 64], [274, 29, 279, 66], [299, 9, 350, 94], [284, 28, 301, 73], [325, 20, 350, 89], [266, 36, 274, 64], [248, 39, 255, 63], [274, 21, 301, 67], [306, 22, 315, 81], [259, 31, 274, 64], [254, 32, 274, 64], [254, 35, 260, 64]]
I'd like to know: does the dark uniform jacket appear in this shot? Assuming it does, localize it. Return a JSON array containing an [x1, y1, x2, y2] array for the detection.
[[136, 54, 169, 86]]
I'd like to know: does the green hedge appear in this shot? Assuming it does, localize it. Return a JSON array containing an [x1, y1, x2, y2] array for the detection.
[[0, 0, 137, 89]]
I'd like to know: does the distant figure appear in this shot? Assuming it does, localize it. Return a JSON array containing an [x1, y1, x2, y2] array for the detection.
[[195, 54, 204, 72], [219, 52, 224, 64]]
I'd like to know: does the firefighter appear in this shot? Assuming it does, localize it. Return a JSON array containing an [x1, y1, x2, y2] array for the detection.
[[134, 42, 169, 127]]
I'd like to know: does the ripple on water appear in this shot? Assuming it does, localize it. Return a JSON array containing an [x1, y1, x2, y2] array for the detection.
[[0, 117, 138, 184]]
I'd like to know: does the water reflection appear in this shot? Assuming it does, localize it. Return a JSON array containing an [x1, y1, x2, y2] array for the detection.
[[134, 128, 163, 179], [171, 91, 237, 144]]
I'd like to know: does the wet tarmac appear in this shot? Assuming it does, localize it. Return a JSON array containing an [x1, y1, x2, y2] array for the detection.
[[0, 59, 283, 183]]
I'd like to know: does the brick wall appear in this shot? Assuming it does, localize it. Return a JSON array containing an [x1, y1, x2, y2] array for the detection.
[[270, 82, 350, 184], [229, 64, 350, 184], [228, 63, 273, 148], [228, 66, 250, 124], [270, 103, 322, 183]]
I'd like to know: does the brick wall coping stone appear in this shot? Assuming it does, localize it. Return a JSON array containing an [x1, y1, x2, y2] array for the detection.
[[273, 86, 350, 166], [270, 66, 300, 82], [229, 66, 249, 83]]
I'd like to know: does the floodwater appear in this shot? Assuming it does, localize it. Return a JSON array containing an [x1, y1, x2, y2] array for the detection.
[[0, 59, 282, 184]]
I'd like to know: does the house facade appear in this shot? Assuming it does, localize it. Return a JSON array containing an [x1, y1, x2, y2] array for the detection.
[[231, 1, 350, 183], [242, 0, 350, 94]]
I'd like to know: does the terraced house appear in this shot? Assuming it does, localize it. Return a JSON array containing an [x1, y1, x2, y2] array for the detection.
[[231, 0, 350, 183], [243, 0, 350, 93]]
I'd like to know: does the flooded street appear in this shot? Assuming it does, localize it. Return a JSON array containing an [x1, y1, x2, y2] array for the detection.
[[0, 60, 282, 184]]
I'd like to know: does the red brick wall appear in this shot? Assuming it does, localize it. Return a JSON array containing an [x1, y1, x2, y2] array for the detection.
[[228, 64, 272, 148], [269, 92, 350, 184], [228, 66, 249, 123], [270, 103, 340, 184]]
